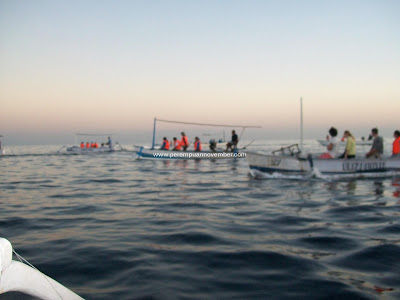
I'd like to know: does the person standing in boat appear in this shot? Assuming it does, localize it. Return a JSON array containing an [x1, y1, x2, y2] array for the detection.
[[173, 137, 181, 150], [366, 128, 384, 159], [181, 132, 189, 151], [319, 127, 339, 159], [160, 137, 170, 150], [392, 130, 400, 157], [339, 130, 356, 159], [194, 137, 202, 151], [226, 130, 239, 151], [106, 136, 112, 149]]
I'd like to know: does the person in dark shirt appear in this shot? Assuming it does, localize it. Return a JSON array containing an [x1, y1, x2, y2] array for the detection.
[[226, 130, 239, 151], [366, 128, 384, 159]]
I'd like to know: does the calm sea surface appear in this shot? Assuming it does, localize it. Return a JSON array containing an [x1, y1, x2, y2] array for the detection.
[[1, 140, 400, 300]]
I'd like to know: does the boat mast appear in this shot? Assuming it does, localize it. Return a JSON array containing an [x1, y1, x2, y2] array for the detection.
[[151, 118, 157, 150], [300, 97, 303, 152]]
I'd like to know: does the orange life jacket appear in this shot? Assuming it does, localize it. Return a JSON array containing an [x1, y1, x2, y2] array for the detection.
[[194, 140, 201, 151], [174, 140, 181, 150], [393, 137, 400, 154], [80, 143, 84, 148], [94, 143, 99, 148], [181, 136, 188, 147], [86, 143, 90, 148], [163, 140, 170, 150]]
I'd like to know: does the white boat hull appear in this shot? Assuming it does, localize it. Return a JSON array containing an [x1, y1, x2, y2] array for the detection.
[[247, 151, 400, 175], [134, 146, 244, 160], [0, 238, 83, 300]]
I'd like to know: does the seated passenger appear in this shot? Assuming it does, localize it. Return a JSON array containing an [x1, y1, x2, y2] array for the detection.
[[181, 132, 189, 151], [173, 137, 181, 150], [319, 127, 339, 159], [194, 137, 202, 151], [209, 139, 217, 151], [160, 137, 170, 150], [226, 130, 238, 151], [94, 142, 99, 148], [366, 128, 384, 159], [80, 142, 85, 148], [392, 130, 400, 157], [86, 142, 90, 148], [338, 130, 356, 159]]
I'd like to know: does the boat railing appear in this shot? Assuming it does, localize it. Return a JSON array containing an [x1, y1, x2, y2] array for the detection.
[[272, 144, 301, 156]]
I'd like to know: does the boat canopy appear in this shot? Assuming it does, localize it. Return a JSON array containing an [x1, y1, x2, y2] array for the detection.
[[74, 133, 114, 144], [151, 118, 261, 149]]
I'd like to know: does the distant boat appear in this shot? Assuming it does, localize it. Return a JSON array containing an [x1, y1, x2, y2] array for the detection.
[[59, 133, 122, 154], [0, 237, 83, 300], [135, 118, 260, 160], [0, 135, 5, 156], [317, 139, 373, 147]]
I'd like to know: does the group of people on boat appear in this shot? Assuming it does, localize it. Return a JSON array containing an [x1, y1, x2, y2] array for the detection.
[[79, 137, 112, 149], [320, 127, 400, 159], [159, 130, 239, 152], [160, 132, 202, 151]]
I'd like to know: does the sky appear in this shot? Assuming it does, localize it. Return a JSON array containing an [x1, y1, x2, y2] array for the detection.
[[1, 0, 399, 144]]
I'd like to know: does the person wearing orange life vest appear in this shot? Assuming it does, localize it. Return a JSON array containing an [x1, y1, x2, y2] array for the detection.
[[180, 132, 189, 151], [86, 142, 90, 148], [392, 130, 400, 157], [160, 137, 170, 150], [94, 142, 99, 148], [173, 137, 181, 150], [80, 142, 85, 148], [194, 137, 202, 151]]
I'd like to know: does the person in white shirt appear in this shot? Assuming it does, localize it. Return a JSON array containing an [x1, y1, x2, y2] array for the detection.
[[319, 127, 339, 159]]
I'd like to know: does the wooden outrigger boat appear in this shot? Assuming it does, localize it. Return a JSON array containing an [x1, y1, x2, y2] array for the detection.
[[247, 144, 400, 176], [0, 237, 83, 300], [247, 98, 400, 177], [58, 133, 122, 154], [135, 118, 260, 160]]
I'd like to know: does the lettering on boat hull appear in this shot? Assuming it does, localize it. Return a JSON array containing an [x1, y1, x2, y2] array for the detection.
[[342, 161, 386, 172]]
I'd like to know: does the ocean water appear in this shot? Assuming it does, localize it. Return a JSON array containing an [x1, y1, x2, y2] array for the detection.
[[1, 140, 400, 300]]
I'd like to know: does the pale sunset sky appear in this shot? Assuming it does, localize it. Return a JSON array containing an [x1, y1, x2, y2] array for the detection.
[[1, 0, 399, 144]]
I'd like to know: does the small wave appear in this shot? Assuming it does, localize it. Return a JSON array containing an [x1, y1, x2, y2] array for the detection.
[[335, 244, 400, 272]]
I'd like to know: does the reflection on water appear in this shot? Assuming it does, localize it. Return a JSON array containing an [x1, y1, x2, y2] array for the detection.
[[1, 145, 400, 299]]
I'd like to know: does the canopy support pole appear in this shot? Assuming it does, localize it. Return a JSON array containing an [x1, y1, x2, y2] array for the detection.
[[151, 118, 157, 150], [300, 97, 303, 152]]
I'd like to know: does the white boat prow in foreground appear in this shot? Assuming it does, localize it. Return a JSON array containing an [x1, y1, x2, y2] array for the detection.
[[0, 237, 84, 300]]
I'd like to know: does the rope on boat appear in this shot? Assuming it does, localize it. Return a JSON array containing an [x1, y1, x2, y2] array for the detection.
[[13, 248, 65, 300], [56, 146, 67, 154], [114, 142, 126, 151], [241, 140, 255, 149]]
